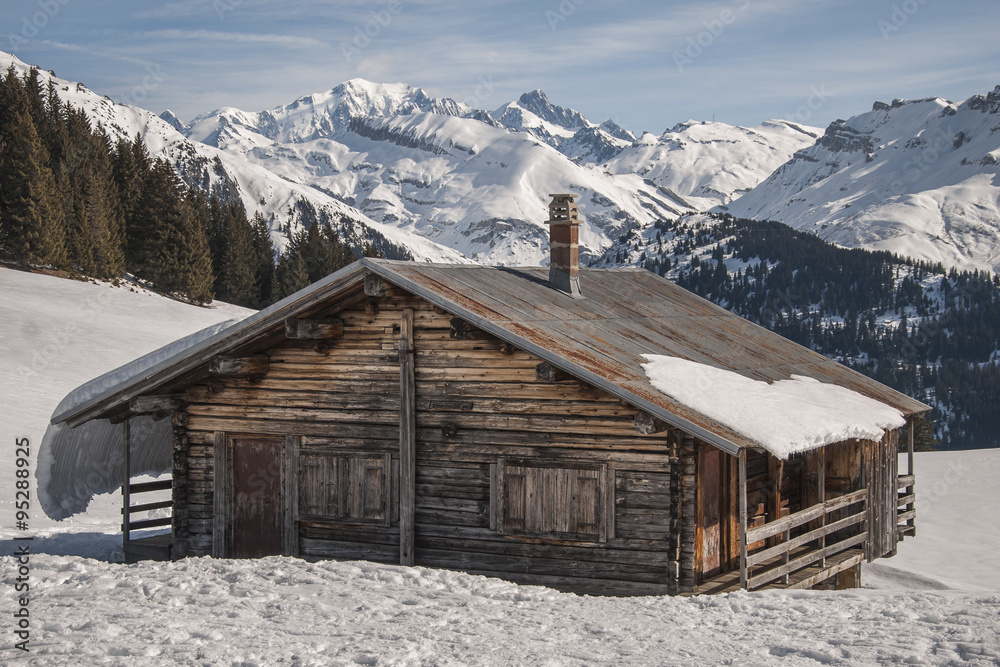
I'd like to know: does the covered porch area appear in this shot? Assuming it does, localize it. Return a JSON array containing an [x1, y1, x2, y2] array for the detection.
[[691, 422, 917, 594]]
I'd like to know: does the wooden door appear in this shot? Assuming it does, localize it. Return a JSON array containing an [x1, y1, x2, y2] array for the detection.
[[699, 447, 723, 577], [231, 437, 283, 557]]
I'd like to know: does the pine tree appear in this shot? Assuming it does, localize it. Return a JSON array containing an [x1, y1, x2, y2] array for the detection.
[[134, 159, 214, 303], [112, 134, 152, 273], [0, 109, 66, 266], [272, 246, 310, 301], [250, 211, 275, 307], [213, 200, 257, 306]]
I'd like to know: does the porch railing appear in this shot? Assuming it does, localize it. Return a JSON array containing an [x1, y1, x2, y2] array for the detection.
[[741, 488, 868, 590], [122, 478, 172, 544], [897, 474, 916, 539]]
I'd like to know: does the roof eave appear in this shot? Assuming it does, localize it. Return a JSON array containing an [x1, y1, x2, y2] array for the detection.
[[53, 261, 370, 428]]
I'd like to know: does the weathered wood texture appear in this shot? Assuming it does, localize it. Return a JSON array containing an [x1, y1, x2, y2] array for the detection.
[[181, 292, 679, 593], [865, 429, 899, 560]]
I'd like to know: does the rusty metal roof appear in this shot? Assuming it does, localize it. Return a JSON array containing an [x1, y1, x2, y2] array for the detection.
[[54, 257, 929, 455], [365, 259, 930, 455]]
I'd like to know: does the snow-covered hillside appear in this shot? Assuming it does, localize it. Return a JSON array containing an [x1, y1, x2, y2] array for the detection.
[[724, 87, 1000, 273], [0, 52, 468, 264], [1, 269, 999, 664]]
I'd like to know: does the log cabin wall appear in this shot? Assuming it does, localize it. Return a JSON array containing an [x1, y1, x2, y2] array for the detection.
[[410, 296, 680, 596], [179, 287, 682, 595]]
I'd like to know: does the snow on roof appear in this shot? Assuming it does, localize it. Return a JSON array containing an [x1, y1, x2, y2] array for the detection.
[[39, 319, 240, 520], [641, 355, 906, 458]]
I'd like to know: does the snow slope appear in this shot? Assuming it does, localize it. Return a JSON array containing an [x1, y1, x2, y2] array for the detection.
[[1, 269, 999, 664], [724, 88, 1000, 273]]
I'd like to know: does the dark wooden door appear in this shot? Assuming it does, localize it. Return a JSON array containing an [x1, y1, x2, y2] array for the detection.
[[700, 447, 723, 577], [231, 437, 283, 557]]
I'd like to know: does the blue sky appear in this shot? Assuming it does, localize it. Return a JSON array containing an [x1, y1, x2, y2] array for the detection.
[[3, 0, 997, 133]]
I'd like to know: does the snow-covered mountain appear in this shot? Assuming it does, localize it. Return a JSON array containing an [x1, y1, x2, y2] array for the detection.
[[169, 78, 820, 265], [724, 88, 1000, 273], [0, 52, 468, 264]]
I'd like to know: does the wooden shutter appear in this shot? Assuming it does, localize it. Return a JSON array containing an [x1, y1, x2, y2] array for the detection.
[[498, 462, 606, 541], [299, 452, 391, 526]]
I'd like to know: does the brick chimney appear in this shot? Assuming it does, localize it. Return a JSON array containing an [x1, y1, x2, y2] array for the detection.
[[547, 193, 583, 298]]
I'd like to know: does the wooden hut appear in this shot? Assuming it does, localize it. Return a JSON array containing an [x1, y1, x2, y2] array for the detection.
[[52, 195, 927, 595]]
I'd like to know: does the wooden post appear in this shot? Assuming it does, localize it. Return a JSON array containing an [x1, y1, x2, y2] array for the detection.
[[818, 448, 826, 569], [907, 417, 914, 477], [399, 309, 416, 566], [122, 419, 131, 553], [907, 418, 916, 538], [738, 448, 748, 591], [212, 431, 228, 558], [283, 435, 301, 558]]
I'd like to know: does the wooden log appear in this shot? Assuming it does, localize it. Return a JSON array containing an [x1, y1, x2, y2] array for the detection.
[[209, 354, 269, 378], [535, 361, 574, 383], [364, 273, 391, 297], [284, 317, 345, 340], [130, 394, 187, 416], [634, 411, 670, 435], [399, 308, 416, 567], [449, 318, 492, 340]]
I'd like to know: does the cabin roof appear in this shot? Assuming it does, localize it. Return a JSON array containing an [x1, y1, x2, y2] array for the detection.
[[53, 258, 930, 455]]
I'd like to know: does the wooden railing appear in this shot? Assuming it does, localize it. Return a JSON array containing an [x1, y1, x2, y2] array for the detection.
[[742, 489, 868, 590], [122, 478, 172, 543], [897, 474, 916, 539]]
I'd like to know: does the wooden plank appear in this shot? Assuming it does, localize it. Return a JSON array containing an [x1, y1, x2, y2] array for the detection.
[[897, 474, 915, 488], [122, 419, 131, 546], [399, 308, 415, 566], [284, 317, 345, 340], [284, 435, 301, 557], [748, 532, 868, 589], [212, 431, 227, 558], [897, 508, 916, 522], [129, 479, 173, 493], [746, 510, 866, 567], [739, 448, 748, 590], [785, 552, 864, 591], [747, 489, 867, 543], [128, 517, 173, 530], [126, 500, 172, 514], [209, 354, 269, 377]]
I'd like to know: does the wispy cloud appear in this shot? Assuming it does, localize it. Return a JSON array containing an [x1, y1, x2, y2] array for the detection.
[[40, 41, 158, 68], [140, 30, 328, 50]]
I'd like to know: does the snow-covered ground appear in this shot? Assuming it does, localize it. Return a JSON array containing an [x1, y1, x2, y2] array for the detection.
[[1, 268, 999, 665]]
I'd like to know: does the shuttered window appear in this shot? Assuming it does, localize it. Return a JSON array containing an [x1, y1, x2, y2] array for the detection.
[[494, 461, 609, 541], [299, 452, 391, 526]]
